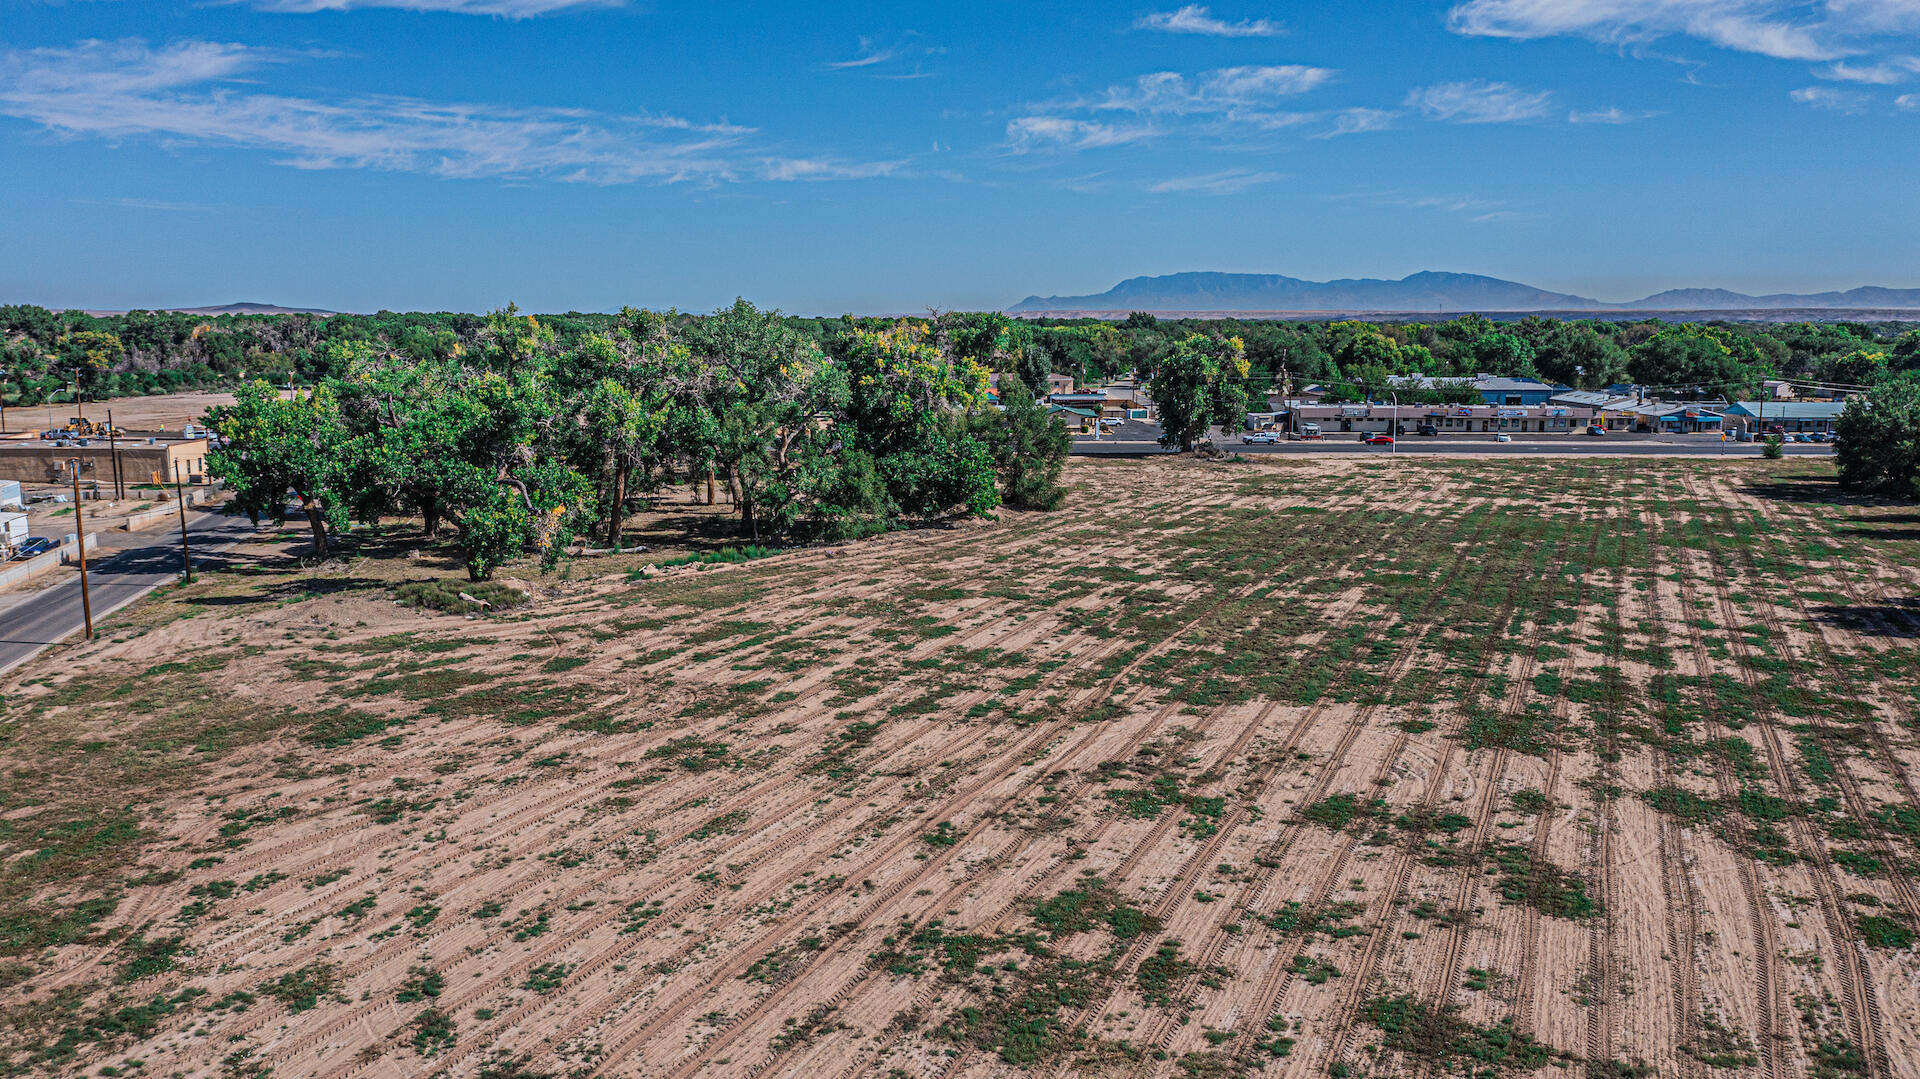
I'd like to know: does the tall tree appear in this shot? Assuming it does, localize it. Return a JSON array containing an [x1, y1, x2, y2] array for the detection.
[[1143, 334, 1251, 452], [1836, 376, 1920, 499], [688, 300, 845, 541], [838, 320, 998, 523], [969, 377, 1071, 510], [206, 381, 348, 556]]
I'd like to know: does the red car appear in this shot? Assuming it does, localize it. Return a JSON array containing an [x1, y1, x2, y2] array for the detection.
[[1364, 434, 1394, 445]]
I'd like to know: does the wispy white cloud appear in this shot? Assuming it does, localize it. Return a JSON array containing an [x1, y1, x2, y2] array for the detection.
[[0, 38, 897, 185], [1146, 168, 1284, 194], [1406, 80, 1555, 123], [757, 157, 907, 181], [827, 34, 943, 78], [249, 0, 619, 15], [1319, 107, 1397, 136], [1448, 0, 1920, 62], [1825, 0, 1920, 34], [1005, 115, 1155, 152], [828, 39, 903, 69], [1134, 5, 1284, 37], [1006, 63, 1336, 151], [1328, 189, 1537, 223], [1815, 56, 1920, 81], [1790, 84, 1872, 109], [1090, 65, 1337, 113], [1899, 91, 1920, 107], [1568, 105, 1637, 122]]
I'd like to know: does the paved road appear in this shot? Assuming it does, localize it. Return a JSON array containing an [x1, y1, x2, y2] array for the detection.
[[1075, 435, 1837, 458], [0, 509, 262, 677]]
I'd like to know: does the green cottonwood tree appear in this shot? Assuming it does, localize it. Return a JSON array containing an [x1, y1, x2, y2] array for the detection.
[[1836, 377, 1920, 500], [206, 381, 349, 556], [687, 299, 846, 541], [838, 320, 999, 525], [1144, 334, 1251, 453], [968, 377, 1071, 510]]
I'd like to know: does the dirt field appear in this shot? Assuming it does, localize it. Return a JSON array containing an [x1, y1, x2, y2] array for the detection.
[[2, 455, 1919, 1079], [0, 391, 237, 438]]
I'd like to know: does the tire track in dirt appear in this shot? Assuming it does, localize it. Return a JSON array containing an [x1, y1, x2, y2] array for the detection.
[[263, 624, 1155, 1068], [820, 549, 1410, 1079], [1632, 514, 1706, 1079], [1509, 498, 1618, 1045], [188, 514, 1186, 970], [1402, 511, 1594, 1079], [1661, 481, 1810, 1079], [825, 494, 1492, 1079], [1048, 501, 1516, 1078], [218, 485, 1283, 1060], [1690, 480, 1905, 1078], [560, 494, 1409, 1078], [1310, 512, 1586, 1079], [208, 521, 1209, 1053], [322, 492, 1368, 1078]]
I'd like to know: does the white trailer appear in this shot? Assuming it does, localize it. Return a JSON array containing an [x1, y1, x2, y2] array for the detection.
[[0, 512, 27, 553]]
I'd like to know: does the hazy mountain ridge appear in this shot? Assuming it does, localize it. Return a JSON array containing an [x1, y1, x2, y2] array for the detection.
[[1008, 272, 1920, 314], [78, 302, 338, 316]]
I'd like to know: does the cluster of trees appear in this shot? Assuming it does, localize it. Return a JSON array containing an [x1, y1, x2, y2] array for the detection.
[[1837, 373, 1920, 500], [1090, 313, 1920, 406], [8, 301, 1918, 414], [206, 304, 1070, 580]]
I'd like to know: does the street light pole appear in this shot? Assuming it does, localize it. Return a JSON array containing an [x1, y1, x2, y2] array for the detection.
[[69, 460, 93, 639], [173, 461, 193, 584]]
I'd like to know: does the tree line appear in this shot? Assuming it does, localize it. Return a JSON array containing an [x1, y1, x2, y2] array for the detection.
[[203, 303, 1071, 580], [6, 302, 1919, 412]]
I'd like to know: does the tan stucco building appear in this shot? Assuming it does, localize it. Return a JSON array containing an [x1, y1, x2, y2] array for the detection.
[[0, 438, 212, 486]]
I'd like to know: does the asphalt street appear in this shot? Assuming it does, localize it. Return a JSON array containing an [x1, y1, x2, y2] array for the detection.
[[1074, 424, 1836, 458], [0, 509, 262, 676]]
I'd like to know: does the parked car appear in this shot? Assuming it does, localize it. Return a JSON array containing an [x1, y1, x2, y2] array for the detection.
[[1242, 431, 1280, 445], [1810, 431, 1831, 443], [1494, 433, 1513, 443], [1790, 432, 1811, 443], [1416, 424, 1439, 437], [1584, 425, 1606, 437], [8, 537, 55, 561], [1364, 434, 1394, 445]]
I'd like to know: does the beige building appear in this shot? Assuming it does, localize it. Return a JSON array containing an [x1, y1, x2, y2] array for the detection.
[[0, 437, 213, 486]]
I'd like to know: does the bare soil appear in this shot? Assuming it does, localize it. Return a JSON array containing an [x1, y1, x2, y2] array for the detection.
[[2, 455, 1918, 1079]]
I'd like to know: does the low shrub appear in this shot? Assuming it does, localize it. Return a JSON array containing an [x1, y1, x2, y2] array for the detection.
[[394, 579, 528, 615], [650, 545, 778, 571]]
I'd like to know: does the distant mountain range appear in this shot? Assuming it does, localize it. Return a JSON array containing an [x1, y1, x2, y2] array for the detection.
[[79, 301, 337, 316], [1006, 272, 1920, 316]]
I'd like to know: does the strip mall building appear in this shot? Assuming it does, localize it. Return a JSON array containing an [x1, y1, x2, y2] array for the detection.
[[1259, 403, 1613, 435]]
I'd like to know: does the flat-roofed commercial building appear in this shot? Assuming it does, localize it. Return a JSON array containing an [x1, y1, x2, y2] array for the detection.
[[0, 437, 212, 486]]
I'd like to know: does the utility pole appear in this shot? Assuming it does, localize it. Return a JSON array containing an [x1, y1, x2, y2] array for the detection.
[[70, 460, 93, 639], [173, 461, 193, 584], [107, 408, 124, 499]]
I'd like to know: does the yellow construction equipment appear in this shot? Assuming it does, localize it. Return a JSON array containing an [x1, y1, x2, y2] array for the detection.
[[59, 417, 117, 438]]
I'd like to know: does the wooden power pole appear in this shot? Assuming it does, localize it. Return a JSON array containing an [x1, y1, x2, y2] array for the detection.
[[70, 460, 93, 639]]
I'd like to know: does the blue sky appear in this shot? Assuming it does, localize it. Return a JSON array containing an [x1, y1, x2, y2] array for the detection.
[[2, 0, 1918, 313]]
